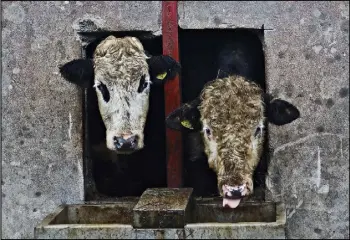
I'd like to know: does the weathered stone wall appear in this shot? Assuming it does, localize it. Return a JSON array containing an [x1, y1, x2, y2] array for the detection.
[[2, 1, 349, 239], [178, 1, 349, 238], [1, 1, 162, 238]]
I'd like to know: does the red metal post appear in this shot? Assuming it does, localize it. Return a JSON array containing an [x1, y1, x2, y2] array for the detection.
[[162, 1, 183, 188]]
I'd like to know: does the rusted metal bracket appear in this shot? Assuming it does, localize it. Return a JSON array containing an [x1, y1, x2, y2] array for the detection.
[[162, 1, 183, 188]]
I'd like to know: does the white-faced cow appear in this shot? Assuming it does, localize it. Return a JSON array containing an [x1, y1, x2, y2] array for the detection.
[[59, 35, 180, 154], [166, 33, 300, 208]]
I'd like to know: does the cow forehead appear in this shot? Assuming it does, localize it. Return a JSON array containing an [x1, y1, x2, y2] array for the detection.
[[93, 36, 149, 87], [94, 36, 145, 58], [199, 75, 264, 150], [198, 76, 266, 184], [199, 75, 264, 128]]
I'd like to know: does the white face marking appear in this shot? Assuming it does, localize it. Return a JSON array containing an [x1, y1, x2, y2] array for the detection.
[[95, 74, 151, 151]]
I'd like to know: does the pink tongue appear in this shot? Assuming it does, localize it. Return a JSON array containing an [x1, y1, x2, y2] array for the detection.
[[223, 198, 241, 208]]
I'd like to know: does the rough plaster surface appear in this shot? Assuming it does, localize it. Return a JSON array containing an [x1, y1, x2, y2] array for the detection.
[[179, 1, 349, 239], [1, 1, 161, 238]]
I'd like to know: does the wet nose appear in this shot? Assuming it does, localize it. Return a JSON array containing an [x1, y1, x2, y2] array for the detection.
[[223, 185, 245, 199], [113, 135, 138, 151], [227, 189, 243, 199]]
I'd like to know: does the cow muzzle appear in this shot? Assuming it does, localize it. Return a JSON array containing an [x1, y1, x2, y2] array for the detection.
[[113, 134, 139, 153]]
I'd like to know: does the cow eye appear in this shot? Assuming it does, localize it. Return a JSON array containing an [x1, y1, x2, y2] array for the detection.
[[204, 127, 211, 136], [254, 127, 263, 137], [96, 82, 110, 102], [137, 75, 149, 93]]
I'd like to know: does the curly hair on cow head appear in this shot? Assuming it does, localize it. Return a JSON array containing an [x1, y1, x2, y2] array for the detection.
[[198, 75, 265, 196], [59, 35, 181, 154], [166, 74, 300, 208]]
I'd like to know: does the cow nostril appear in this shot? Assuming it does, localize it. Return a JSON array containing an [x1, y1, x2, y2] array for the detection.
[[113, 135, 139, 150], [230, 189, 243, 198], [129, 135, 139, 147], [113, 136, 125, 149]]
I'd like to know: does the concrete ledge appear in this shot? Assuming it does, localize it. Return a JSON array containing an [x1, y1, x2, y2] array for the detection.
[[34, 194, 286, 239]]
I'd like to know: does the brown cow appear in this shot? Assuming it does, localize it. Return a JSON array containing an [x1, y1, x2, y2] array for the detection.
[[166, 36, 300, 208]]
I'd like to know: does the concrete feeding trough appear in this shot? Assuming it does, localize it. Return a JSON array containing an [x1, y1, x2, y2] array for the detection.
[[34, 201, 137, 239], [35, 188, 286, 239]]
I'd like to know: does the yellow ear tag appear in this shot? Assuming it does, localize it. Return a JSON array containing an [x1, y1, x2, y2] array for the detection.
[[181, 120, 193, 129], [156, 72, 167, 80]]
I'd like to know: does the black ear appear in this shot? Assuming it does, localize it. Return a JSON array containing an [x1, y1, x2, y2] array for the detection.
[[147, 55, 181, 84], [59, 59, 94, 88], [165, 98, 202, 131], [264, 94, 300, 126]]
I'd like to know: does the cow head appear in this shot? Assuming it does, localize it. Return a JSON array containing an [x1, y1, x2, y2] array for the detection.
[[59, 35, 180, 153], [166, 76, 300, 208]]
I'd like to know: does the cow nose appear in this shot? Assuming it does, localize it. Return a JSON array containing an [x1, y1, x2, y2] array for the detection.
[[113, 135, 138, 151], [223, 184, 246, 199], [227, 189, 243, 199]]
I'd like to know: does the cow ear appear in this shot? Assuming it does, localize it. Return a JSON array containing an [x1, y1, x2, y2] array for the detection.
[[59, 59, 94, 88], [147, 55, 181, 84], [264, 94, 300, 126], [166, 98, 202, 131]]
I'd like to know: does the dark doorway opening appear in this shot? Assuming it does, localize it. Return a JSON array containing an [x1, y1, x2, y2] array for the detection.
[[178, 28, 269, 200], [82, 31, 167, 200]]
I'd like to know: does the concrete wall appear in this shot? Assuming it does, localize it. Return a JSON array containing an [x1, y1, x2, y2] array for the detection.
[[2, 1, 349, 239], [178, 1, 349, 238], [1, 1, 162, 238]]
